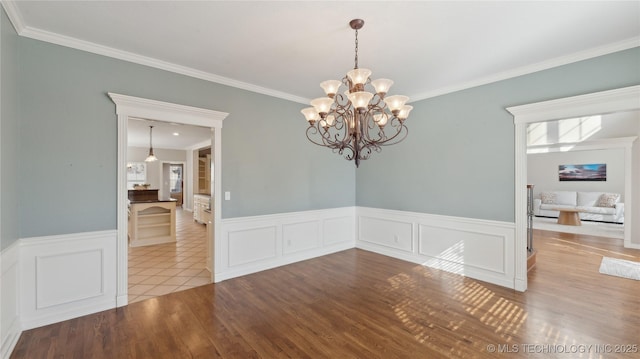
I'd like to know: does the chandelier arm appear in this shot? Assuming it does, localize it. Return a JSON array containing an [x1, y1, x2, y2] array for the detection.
[[307, 125, 342, 148], [374, 123, 409, 146]]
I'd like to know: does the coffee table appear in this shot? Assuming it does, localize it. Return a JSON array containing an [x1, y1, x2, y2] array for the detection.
[[555, 208, 583, 226]]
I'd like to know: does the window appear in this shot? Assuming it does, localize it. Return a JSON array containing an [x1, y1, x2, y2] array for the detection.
[[169, 165, 183, 193], [127, 162, 146, 189]]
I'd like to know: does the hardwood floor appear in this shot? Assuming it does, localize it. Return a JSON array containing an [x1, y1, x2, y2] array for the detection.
[[11, 230, 640, 358]]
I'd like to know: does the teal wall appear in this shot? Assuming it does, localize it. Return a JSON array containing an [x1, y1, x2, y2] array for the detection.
[[1, 8, 20, 250], [356, 47, 640, 222], [14, 33, 354, 238], [4, 6, 639, 239]]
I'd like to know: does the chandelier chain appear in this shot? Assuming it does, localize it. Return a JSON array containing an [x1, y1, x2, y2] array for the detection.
[[354, 29, 359, 69]]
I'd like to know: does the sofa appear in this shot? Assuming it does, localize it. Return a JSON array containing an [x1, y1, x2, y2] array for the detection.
[[533, 190, 624, 224]]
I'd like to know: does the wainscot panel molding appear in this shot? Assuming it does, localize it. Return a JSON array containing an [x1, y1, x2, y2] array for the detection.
[[356, 207, 516, 289], [216, 207, 356, 282], [1, 241, 21, 359], [19, 230, 117, 330]]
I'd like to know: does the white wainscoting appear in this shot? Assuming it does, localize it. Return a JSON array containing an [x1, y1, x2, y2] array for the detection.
[[19, 230, 117, 330], [356, 207, 516, 289], [216, 207, 356, 282], [1, 241, 21, 359]]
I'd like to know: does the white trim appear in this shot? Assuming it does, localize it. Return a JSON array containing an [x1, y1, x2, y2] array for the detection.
[[109, 93, 227, 307], [356, 207, 517, 290], [216, 207, 356, 282], [1, 242, 21, 359], [508, 85, 640, 124], [507, 85, 640, 291], [187, 139, 212, 152], [0, 1, 25, 34], [411, 38, 640, 102], [19, 230, 117, 330], [109, 93, 228, 128]]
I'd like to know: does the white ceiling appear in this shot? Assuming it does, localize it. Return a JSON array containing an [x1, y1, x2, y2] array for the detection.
[[3, 1, 640, 148], [128, 118, 211, 150]]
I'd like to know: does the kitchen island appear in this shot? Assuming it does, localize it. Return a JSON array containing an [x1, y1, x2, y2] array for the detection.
[[128, 190, 177, 247]]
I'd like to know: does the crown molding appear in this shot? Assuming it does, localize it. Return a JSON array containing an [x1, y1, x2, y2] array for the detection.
[[1, 1, 25, 33], [411, 37, 640, 103], [3, 1, 637, 106], [1, 0, 310, 105], [26, 25, 310, 104]]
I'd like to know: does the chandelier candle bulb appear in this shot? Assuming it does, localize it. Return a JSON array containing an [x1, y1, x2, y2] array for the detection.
[[347, 68, 372, 87], [301, 107, 320, 124], [384, 95, 410, 114], [347, 91, 374, 111], [310, 97, 334, 117], [371, 79, 394, 97], [397, 105, 413, 120], [374, 113, 388, 127], [320, 80, 342, 98]]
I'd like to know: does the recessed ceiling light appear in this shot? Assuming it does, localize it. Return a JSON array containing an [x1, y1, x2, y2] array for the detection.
[[173, 132, 180, 136]]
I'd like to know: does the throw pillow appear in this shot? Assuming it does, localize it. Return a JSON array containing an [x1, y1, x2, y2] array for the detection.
[[540, 192, 556, 204], [597, 193, 620, 208]]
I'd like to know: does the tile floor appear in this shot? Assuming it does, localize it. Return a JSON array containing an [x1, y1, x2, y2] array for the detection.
[[128, 208, 211, 303]]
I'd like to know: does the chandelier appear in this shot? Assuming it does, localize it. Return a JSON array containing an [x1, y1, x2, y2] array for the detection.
[[301, 19, 412, 167]]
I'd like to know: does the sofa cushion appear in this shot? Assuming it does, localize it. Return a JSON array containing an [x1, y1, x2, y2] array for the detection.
[[540, 204, 576, 211], [577, 192, 602, 207], [555, 191, 577, 206], [597, 193, 620, 208], [540, 192, 557, 204], [576, 206, 616, 215]]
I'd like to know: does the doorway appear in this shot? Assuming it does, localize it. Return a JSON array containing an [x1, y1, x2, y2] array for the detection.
[[110, 93, 228, 307], [526, 114, 634, 239], [507, 85, 640, 292], [167, 163, 184, 207]]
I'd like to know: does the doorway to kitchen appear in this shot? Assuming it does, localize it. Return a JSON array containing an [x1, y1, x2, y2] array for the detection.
[[110, 93, 227, 307]]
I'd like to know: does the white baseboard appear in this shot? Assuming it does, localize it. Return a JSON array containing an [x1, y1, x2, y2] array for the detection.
[[19, 230, 117, 330], [625, 241, 640, 249], [1, 241, 21, 359], [356, 207, 516, 289], [215, 207, 356, 282]]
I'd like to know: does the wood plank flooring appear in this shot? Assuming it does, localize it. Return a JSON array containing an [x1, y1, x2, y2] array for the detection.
[[11, 230, 640, 358]]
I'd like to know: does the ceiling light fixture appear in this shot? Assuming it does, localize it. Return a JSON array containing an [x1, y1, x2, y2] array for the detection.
[[301, 19, 412, 167], [145, 125, 158, 162]]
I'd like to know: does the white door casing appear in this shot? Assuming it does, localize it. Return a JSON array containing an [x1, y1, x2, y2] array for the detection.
[[507, 85, 640, 291], [109, 93, 227, 306]]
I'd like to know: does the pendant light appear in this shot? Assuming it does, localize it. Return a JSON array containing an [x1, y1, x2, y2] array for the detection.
[[145, 125, 158, 162]]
